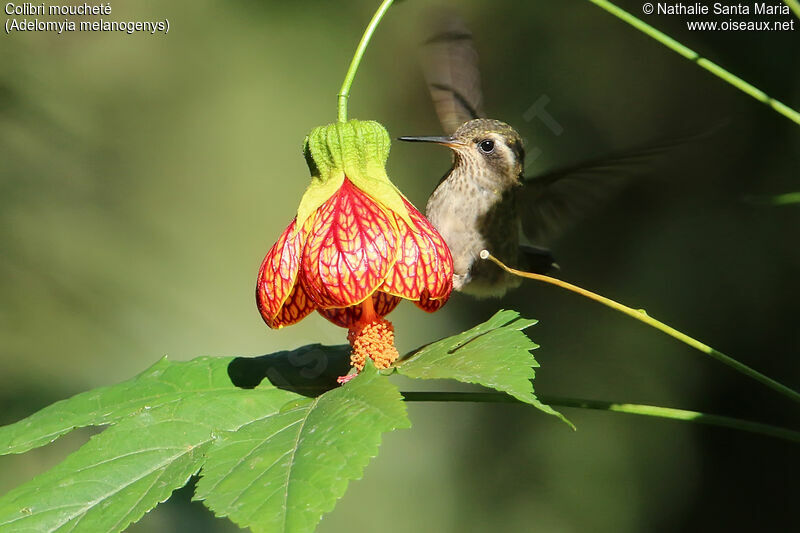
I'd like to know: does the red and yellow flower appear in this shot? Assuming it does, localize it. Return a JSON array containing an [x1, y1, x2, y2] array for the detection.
[[256, 120, 453, 380]]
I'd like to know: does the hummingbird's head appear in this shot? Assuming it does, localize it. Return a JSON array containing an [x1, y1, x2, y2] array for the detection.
[[399, 119, 524, 183]]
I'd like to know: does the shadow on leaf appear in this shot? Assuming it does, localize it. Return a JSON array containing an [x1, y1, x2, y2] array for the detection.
[[227, 343, 351, 396]]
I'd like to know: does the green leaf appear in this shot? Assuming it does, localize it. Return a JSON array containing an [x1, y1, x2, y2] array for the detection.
[[0, 356, 228, 456], [0, 345, 350, 456], [0, 346, 406, 533], [396, 310, 573, 428], [0, 381, 296, 532], [0, 312, 566, 532], [194, 361, 411, 533]]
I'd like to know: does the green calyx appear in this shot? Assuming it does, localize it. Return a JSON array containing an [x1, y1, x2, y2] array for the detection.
[[297, 120, 413, 230]]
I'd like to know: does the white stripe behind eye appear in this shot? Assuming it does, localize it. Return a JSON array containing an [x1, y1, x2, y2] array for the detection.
[[493, 135, 515, 168]]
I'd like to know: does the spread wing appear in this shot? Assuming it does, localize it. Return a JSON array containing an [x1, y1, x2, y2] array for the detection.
[[420, 13, 485, 134], [519, 135, 705, 245]]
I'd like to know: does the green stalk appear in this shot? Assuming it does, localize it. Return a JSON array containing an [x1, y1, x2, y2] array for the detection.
[[481, 251, 800, 404], [337, 0, 395, 123], [755, 191, 800, 206], [784, 0, 800, 19], [585, 0, 800, 126], [400, 392, 800, 443]]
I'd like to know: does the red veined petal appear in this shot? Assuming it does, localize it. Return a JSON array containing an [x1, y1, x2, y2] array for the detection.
[[381, 198, 454, 304], [317, 306, 359, 329], [256, 218, 312, 328], [301, 179, 398, 308], [271, 279, 316, 328], [317, 291, 402, 329], [374, 290, 402, 317], [414, 288, 450, 313]]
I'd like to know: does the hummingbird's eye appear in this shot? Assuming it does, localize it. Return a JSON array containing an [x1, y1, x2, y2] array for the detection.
[[478, 139, 495, 154]]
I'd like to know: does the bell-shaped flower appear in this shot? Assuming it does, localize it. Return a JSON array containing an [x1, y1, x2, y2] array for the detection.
[[256, 120, 453, 380]]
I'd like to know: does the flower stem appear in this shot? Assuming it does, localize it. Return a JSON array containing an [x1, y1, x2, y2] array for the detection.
[[337, 0, 396, 123], [585, 0, 800, 126], [748, 191, 800, 206], [481, 251, 800, 405], [400, 392, 800, 443], [784, 0, 800, 19]]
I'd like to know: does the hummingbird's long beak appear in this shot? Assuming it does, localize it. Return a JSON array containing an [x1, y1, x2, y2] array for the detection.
[[397, 135, 465, 148]]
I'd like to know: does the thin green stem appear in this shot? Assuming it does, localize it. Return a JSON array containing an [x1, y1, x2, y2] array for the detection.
[[750, 191, 800, 206], [585, 0, 800, 126], [481, 251, 800, 404], [784, 0, 800, 19], [337, 0, 395, 123], [400, 392, 800, 443]]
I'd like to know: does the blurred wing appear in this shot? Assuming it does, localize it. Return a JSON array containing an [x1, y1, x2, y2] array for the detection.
[[519, 136, 699, 245], [421, 13, 485, 134]]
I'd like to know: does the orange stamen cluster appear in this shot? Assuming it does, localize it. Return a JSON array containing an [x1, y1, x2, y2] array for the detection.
[[347, 318, 398, 371]]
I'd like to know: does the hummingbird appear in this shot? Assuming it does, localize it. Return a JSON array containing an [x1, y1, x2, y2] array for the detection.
[[400, 15, 689, 297], [400, 118, 538, 297]]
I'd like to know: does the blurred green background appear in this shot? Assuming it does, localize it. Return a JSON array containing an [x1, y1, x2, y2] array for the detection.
[[1, 0, 798, 531]]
